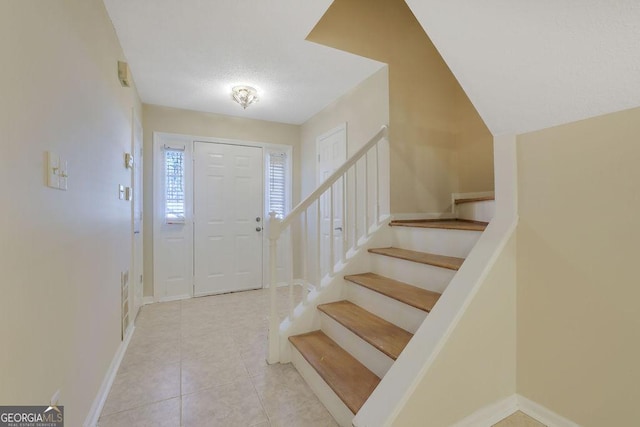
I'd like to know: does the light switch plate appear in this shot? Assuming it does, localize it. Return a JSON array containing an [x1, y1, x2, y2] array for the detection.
[[47, 151, 60, 189], [118, 184, 125, 200], [58, 160, 68, 191]]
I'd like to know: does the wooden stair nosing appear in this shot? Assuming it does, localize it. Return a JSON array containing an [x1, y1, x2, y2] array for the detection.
[[344, 272, 441, 313], [368, 247, 464, 270], [455, 195, 495, 205], [389, 218, 487, 231], [289, 330, 380, 414], [318, 300, 412, 360]]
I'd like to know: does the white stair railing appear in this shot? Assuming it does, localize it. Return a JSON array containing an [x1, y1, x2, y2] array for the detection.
[[267, 125, 389, 363]]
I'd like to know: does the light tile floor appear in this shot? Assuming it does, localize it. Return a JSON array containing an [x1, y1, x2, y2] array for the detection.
[[99, 287, 338, 427]]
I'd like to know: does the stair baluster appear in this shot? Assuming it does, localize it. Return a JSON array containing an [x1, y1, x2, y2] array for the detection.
[[267, 125, 389, 364]]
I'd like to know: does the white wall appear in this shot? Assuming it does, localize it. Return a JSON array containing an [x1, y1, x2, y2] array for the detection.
[[0, 1, 141, 425]]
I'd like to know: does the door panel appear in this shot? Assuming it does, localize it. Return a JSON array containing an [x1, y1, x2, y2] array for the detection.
[[194, 142, 263, 296]]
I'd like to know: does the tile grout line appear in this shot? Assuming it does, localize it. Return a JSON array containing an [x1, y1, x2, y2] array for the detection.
[[248, 358, 273, 427]]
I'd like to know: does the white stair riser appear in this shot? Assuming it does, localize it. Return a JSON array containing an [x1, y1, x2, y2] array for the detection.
[[391, 226, 482, 258], [456, 200, 495, 222], [345, 282, 426, 333], [290, 344, 355, 427], [320, 312, 393, 379], [371, 255, 456, 294]]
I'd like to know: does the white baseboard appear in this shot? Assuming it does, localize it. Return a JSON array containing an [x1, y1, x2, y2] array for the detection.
[[83, 326, 135, 427], [518, 395, 581, 427], [158, 294, 190, 303], [142, 296, 154, 305], [451, 395, 519, 427], [451, 394, 581, 427], [264, 280, 305, 289]]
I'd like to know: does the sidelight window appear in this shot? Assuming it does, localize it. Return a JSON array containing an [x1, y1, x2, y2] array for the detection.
[[164, 148, 185, 223], [267, 151, 288, 219]]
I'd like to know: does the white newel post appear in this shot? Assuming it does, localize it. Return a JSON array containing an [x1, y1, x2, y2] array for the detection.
[[267, 211, 281, 364]]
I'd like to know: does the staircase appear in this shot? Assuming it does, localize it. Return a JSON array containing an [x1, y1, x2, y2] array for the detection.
[[287, 212, 491, 425], [265, 125, 497, 425]]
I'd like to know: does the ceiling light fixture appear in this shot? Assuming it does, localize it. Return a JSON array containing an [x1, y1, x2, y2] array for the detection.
[[231, 85, 259, 109]]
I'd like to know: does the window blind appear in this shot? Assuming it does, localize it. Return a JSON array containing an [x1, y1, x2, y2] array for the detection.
[[268, 152, 287, 219]]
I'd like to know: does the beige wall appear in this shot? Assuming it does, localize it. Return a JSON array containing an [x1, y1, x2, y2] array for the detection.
[[391, 234, 517, 426], [516, 107, 640, 426], [142, 105, 301, 296], [455, 88, 495, 193], [0, 1, 142, 425], [307, 0, 494, 214]]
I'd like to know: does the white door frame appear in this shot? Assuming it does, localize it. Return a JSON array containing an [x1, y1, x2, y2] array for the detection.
[[153, 132, 292, 301], [131, 108, 143, 320]]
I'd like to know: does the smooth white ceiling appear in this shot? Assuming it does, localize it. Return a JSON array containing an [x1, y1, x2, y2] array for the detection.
[[406, 0, 640, 135], [103, 0, 384, 124]]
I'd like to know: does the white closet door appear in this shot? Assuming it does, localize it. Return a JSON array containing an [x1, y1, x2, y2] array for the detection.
[[317, 124, 347, 278], [194, 142, 263, 296]]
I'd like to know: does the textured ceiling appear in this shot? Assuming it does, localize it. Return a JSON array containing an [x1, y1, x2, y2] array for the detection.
[[103, 0, 384, 124], [405, 0, 640, 135]]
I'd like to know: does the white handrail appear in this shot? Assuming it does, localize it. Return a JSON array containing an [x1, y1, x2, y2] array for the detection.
[[267, 124, 389, 364], [276, 125, 388, 234]]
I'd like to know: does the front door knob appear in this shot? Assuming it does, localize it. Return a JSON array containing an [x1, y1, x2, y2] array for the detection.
[[256, 227, 262, 232]]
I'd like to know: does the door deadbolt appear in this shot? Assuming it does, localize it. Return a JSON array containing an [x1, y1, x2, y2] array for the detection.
[[256, 216, 261, 222]]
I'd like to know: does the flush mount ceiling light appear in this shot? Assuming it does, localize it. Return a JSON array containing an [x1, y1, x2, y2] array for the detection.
[[231, 85, 259, 109]]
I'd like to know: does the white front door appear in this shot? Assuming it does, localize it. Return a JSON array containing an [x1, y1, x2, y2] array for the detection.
[[194, 142, 263, 296], [317, 124, 347, 278]]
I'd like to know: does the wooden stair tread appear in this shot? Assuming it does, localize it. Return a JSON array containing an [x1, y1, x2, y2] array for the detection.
[[344, 273, 441, 313], [289, 331, 380, 414], [455, 195, 495, 205], [318, 300, 412, 360], [369, 247, 464, 270], [390, 219, 487, 231]]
